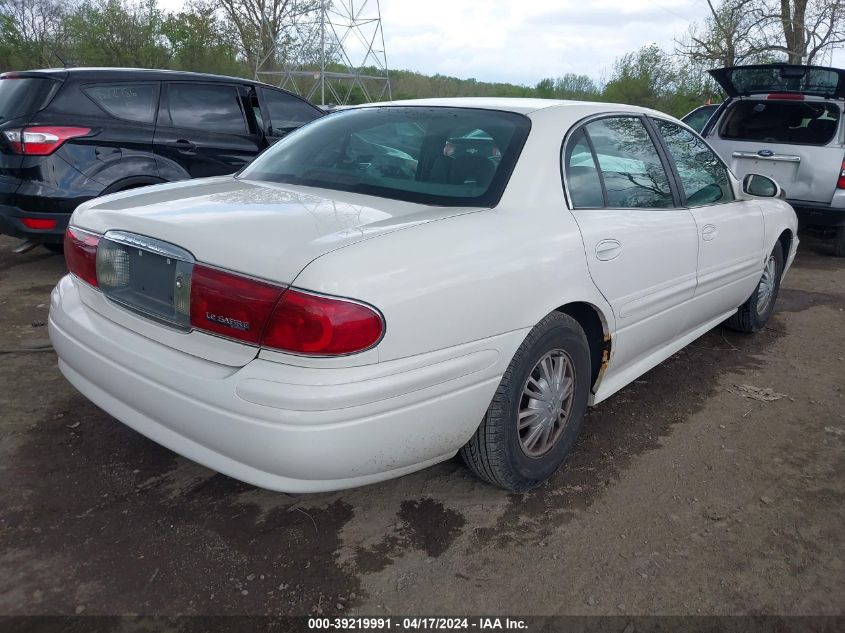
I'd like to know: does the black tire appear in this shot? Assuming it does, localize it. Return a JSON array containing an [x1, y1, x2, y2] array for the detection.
[[460, 312, 591, 491], [726, 242, 784, 333], [43, 243, 64, 254], [834, 226, 845, 258]]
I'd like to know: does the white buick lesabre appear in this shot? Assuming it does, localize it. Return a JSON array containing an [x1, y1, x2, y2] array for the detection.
[[49, 98, 798, 492]]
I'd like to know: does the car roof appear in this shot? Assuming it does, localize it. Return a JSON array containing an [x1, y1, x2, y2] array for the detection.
[[352, 97, 672, 118], [2, 67, 288, 91]]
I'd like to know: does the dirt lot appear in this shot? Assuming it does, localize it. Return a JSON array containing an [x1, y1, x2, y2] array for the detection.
[[0, 233, 843, 617]]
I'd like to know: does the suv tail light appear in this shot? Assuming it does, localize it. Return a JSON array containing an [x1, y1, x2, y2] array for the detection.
[[3, 126, 91, 155], [64, 227, 100, 287], [838, 159, 845, 189], [190, 265, 384, 355]]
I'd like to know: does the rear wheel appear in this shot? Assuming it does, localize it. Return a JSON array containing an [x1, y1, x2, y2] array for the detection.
[[460, 312, 591, 491], [834, 226, 845, 258], [726, 242, 783, 333]]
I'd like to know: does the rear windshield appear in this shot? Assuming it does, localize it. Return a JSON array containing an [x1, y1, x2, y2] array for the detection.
[[0, 77, 60, 121], [719, 100, 840, 145], [238, 106, 531, 207]]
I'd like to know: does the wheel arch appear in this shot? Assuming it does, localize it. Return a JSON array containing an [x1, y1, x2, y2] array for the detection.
[[554, 301, 611, 392], [101, 176, 167, 196], [777, 228, 793, 267]]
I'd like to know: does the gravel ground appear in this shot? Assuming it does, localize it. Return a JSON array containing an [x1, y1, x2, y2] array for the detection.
[[0, 233, 843, 617]]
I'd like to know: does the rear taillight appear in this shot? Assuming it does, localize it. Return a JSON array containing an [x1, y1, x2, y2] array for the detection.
[[838, 159, 845, 189], [21, 217, 57, 230], [3, 126, 91, 155], [64, 227, 100, 287], [190, 265, 286, 345], [262, 289, 384, 355], [189, 265, 384, 355]]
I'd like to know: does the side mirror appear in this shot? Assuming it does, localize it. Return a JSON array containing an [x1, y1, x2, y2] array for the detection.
[[743, 174, 781, 198]]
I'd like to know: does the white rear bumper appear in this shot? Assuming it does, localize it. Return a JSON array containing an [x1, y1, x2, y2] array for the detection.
[[49, 275, 525, 492]]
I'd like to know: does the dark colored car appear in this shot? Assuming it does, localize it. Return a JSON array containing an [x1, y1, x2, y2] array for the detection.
[[0, 68, 323, 250]]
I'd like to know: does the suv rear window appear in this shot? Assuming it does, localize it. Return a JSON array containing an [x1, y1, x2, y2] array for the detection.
[[0, 77, 59, 120], [719, 100, 840, 145], [83, 83, 160, 123], [239, 106, 531, 207]]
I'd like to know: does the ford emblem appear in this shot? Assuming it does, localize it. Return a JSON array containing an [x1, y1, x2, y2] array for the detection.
[[758, 150, 774, 157]]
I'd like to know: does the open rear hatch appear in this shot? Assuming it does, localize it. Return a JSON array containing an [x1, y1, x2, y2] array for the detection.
[[709, 64, 845, 99], [707, 65, 845, 204]]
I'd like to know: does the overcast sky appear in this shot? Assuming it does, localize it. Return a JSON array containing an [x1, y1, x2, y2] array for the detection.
[[378, 0, 708, 85], [159, 0, 844, 86]]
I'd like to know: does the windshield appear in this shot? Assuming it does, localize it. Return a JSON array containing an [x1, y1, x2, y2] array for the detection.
[[0, 77, 60, 121], [239, 106, 531, 207]]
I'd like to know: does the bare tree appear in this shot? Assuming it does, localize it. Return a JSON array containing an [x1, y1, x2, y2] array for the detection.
[[216, 0, 317, 76], [680, 0, 845, 68], [0, 0, 67, 67]]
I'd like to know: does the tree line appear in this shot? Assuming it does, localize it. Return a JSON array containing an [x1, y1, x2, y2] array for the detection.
[[0, 0, 843, 118]]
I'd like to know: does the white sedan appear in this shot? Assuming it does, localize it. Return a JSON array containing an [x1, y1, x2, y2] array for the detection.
[[49, 98, 798, 492]]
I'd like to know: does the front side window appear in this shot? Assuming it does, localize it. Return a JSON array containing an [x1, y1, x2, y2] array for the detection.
[[239, 106, 531, 207], [583, 117, 674, 209], [166, 83, 246, 134], [260, 88, 322, 137], [83, 83, 159, 123], [653, 118, 734, 207]]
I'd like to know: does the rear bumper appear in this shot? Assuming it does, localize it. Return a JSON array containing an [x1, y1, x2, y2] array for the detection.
[[791, 194, 845, 228], [48, 275, 519, 492], [0, 204, 70, 242]]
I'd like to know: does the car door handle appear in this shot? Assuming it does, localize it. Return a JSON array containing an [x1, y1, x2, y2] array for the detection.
[[702, 224, 718, 241], [168, 139, 197, 155], [595, 239, 622, 261]]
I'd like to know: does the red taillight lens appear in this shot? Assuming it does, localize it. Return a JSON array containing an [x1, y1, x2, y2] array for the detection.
[[190, 265, 285, 345], [2, 126, 91, 155], [21, 217, 57, 230], [262, 289, 384, 355], [64, 227, 100, 287], [838, 159, 845, 189]]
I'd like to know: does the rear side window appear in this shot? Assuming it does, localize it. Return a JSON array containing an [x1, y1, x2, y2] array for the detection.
[[83, 83, 159, 123], [563, 128, 604, 208], [719, 100, 840, 145], [260, 88, 321, 137], [166, 83, 247, 134], [0, 77, 60, 120], [581, 117, 674, 209]]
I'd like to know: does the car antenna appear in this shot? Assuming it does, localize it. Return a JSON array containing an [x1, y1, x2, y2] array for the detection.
[[53, 52, 74, 69]]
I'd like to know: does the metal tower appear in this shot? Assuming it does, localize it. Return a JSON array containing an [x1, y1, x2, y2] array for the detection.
[[257, 0, 391, 106]]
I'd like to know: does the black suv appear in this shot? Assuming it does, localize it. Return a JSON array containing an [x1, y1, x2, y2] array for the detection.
[[0, 68, 323, 249]]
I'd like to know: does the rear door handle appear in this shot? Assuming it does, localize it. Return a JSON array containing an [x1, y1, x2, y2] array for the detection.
[[168, 139, 197, 155], [595, 239, 622, 261], [702, 224, 718, 241]]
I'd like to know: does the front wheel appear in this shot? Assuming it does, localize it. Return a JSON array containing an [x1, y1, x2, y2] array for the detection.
[[726, 242, 784, 333], [460, 312, 591, 491]]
